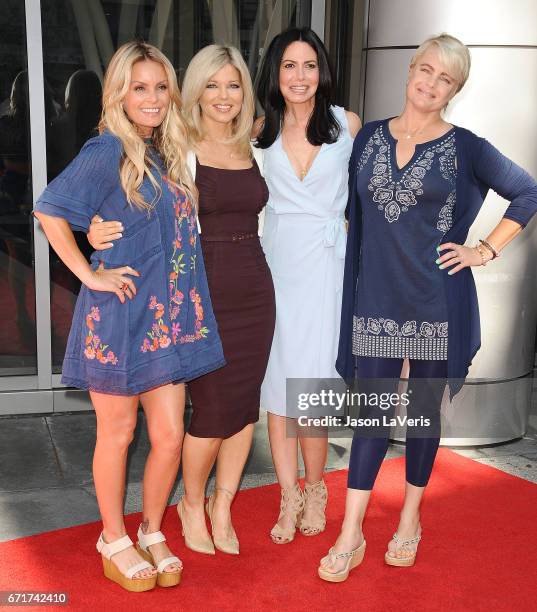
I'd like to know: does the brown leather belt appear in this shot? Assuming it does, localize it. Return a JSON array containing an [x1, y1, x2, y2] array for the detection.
[[201, 232, 258, 243]]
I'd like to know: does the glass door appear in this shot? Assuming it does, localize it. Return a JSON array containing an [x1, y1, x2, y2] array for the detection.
[[0, 0, 314, 414]]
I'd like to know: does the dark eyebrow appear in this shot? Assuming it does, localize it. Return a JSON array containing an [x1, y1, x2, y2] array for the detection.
[[281, 57, 318, 63]]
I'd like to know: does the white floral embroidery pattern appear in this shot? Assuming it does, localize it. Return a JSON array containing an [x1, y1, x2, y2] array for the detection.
[[352, 316, 448, 360], [358, 140, 375, 171], [363, 126, 456, 224], [437, 190, 456, 233]]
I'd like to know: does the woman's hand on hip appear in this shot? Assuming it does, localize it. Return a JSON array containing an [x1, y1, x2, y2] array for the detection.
[[87, 214, 123, 250], [87, 262, 140, 303], [436, 242, 493, 275]]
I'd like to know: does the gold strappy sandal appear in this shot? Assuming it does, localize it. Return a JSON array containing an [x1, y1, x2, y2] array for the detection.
[[299, 479, 328, 536], [270, 483, 305, 544]]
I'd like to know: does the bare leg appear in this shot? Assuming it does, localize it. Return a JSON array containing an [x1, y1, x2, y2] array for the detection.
[[180, 432, 221, 542], [211, 423, 254, 540], [386, 482, 423, 560], [140, 383, 185, 572], [298, 430, 328, 484], [320, 488, 370, 573], [298, 429, 328, 533], [91, 391, 155, 579]]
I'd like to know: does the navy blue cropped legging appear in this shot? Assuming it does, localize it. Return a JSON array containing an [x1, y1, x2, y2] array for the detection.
[[347, 357, 447, 490]]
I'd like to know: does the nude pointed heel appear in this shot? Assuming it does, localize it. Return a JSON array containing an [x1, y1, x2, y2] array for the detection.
[[270, 483, 305, 544], [136, 525, 182, 587], [177, 497, 215, 555], [96, 533, 157, 592], [206, 489, 239, 555], [318, 540, 367, 583], [384, 528, 422, 567]]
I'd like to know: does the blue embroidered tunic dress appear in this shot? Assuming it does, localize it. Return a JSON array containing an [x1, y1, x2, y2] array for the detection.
[[337, 119, 537, 397], [353, 120, 456, 361], [34, 132, 225, 395]]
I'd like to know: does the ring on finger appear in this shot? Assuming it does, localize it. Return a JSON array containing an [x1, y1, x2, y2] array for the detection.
[[120, 282, 129, 292]]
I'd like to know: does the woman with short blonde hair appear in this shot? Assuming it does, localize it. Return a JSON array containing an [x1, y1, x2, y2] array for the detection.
[[320, 32, 537, 582], [34, 40, 224, 591]]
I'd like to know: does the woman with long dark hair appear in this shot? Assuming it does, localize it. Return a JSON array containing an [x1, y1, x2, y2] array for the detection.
[[254, 27, 360, 544]]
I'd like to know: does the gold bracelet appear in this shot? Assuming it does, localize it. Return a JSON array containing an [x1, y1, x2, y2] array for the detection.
[[479, 239, 499, 259]]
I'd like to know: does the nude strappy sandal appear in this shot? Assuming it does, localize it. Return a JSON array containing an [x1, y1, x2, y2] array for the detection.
[[270, 483, 305, 544], [136, 525, 182, 587], [299, 479, 328, 536], [96, 532, 157, 592], [318, 539, 367, 583], [384, 527, 422, 567]]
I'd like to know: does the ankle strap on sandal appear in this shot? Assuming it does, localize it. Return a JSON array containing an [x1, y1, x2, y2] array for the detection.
[[96, 533, 134, 559], [279, 483, 305, 516], [137, 526, 166, 551], [303, 480, 328, 503]]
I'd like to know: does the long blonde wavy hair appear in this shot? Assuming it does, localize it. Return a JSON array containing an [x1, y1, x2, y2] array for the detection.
[[99, 41, 196, 211], [181, 44, 255, 159]]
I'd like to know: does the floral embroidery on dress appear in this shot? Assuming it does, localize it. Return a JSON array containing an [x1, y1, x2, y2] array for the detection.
[[140, 296, 172, 353], [84, 306, 118, 364], [364, 126, 456, 224], [353, 316, 448, 360], [354, 316, 448, 339], [437, 190, 456, 233], [162, 176, 207, 345], [179, 288, 209, 344]]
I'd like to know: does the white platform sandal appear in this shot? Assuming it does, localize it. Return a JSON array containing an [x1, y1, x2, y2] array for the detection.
[[136, 526, 182, 587], [96, 532, 157, 592]]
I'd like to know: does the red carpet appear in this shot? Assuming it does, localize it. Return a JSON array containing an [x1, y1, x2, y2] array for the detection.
[[1, 450, 536, 611]]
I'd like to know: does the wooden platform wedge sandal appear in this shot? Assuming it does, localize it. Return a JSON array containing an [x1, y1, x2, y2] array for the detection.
[[96, 533, 157, 592], [136, 525, 182, 587]]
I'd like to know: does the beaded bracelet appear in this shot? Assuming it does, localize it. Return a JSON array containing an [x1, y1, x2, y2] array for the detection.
[[479, 239, 499, 259], [475, 244, 489, 266]]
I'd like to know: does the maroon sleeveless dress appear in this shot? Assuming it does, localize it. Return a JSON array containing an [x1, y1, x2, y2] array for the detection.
[[187, 159, 276, 438]]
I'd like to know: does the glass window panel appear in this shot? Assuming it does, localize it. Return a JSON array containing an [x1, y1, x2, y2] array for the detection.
[[41, 0, 309, 375], [0, 1, 37, 375]]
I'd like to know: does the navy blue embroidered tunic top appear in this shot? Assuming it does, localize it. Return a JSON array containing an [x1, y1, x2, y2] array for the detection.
[[34, 132, 225, 395], [337, 120, 537, 397], [353, 120, 456, 361]]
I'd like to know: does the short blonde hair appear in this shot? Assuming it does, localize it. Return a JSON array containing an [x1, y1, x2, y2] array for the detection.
[[99, 41, 196, 211], [411, 33, 471, 93], [181, 44, 254, 158]]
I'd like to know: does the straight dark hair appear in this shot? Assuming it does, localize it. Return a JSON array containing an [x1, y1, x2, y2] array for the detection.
[[255, 27, 341, 148]]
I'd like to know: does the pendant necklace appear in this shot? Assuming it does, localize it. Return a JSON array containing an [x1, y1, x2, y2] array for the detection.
[[282, 131, 318, 181]]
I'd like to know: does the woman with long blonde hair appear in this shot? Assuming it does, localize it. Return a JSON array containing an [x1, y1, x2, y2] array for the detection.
[[88, 44, 275, 556], [34, 41, 224, 591]]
